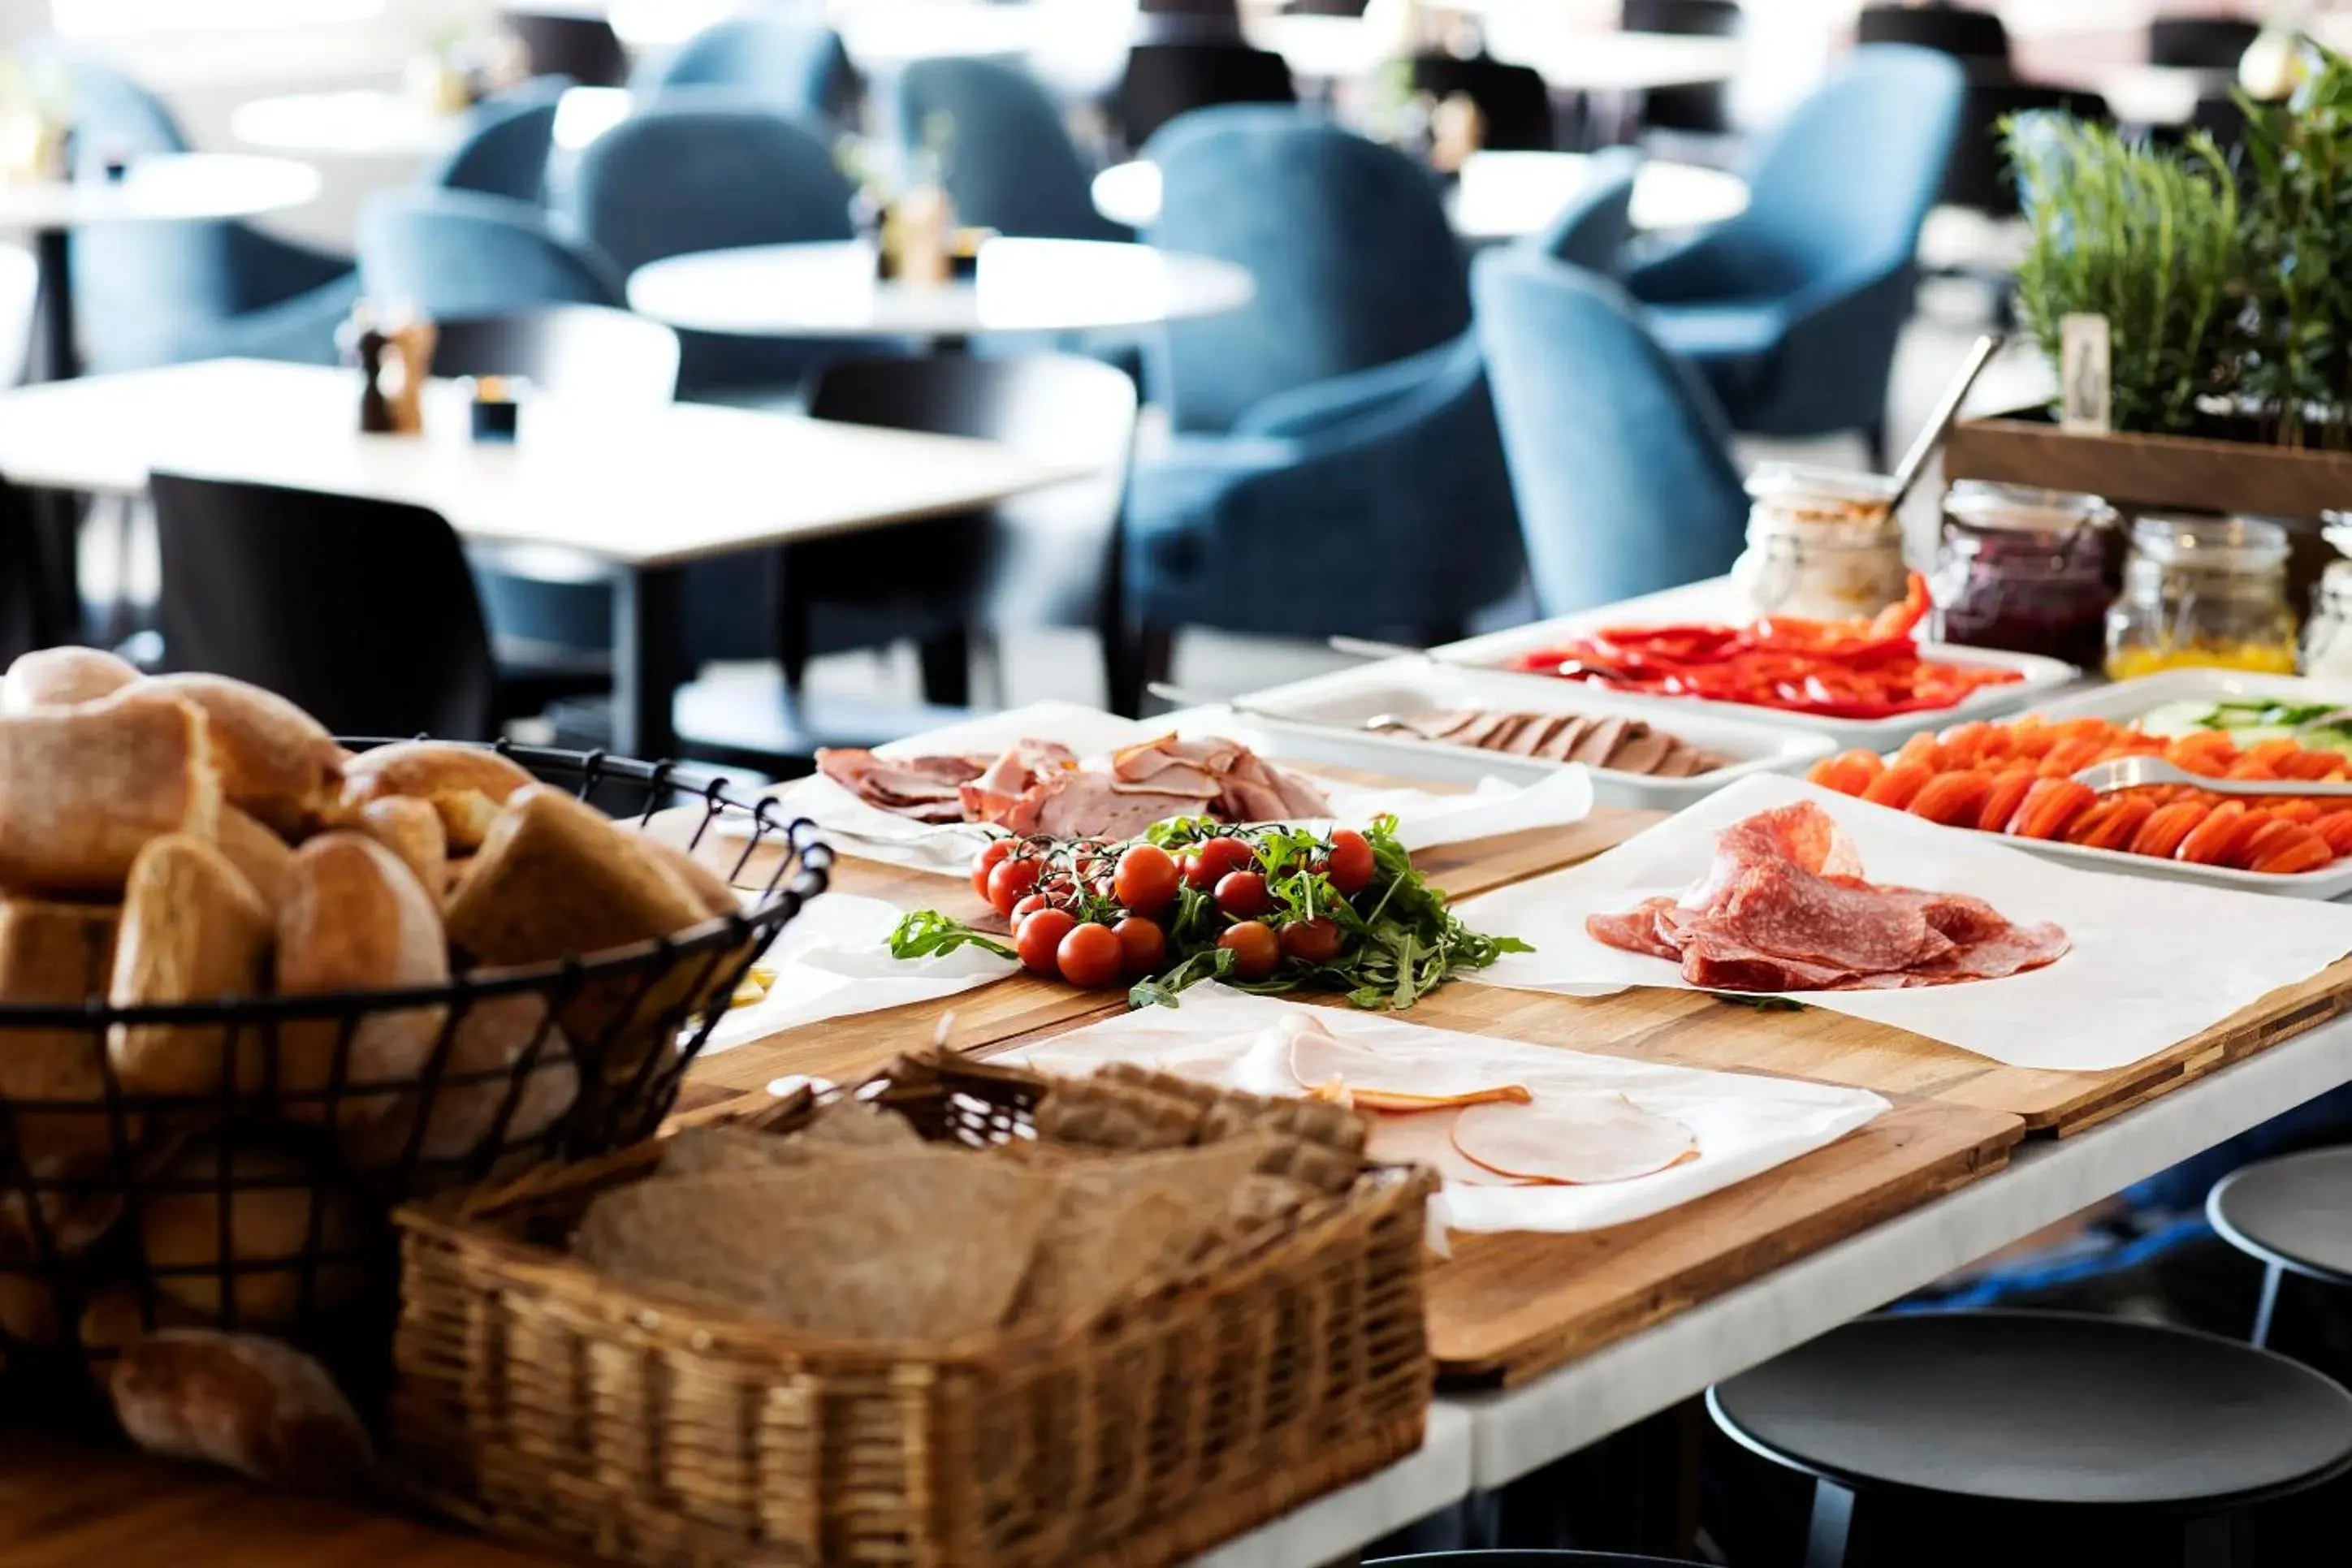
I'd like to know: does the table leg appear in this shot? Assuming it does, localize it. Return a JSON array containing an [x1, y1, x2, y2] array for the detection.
[[19, 228, 86, 641], [610, 563, 685, 760], [26, 227, 78, 384]]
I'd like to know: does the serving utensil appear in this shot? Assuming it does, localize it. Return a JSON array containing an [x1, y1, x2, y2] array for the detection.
[[1886, 331, 2003, 516], [1146, 680, 1416, 736], [2073, 755, 2352, 800], [1326, 634, 1443, 663]]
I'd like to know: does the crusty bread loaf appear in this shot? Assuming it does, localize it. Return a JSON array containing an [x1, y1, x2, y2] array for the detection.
[[447, 787, 713, 1050], [214, 806, 297, 914], [132, 674, 343, 837], [107, 836, 273, 1099], [355, 797, 447, 908], [339, 992, 577, 1172], [0, 690, 219, 896], [78, 1284, 205, 1355], [339, 742, 535, 853], [1, 646, 140, 715], [110, 1330, 374, 1492], [0, 897, 127, 1168], [639, 833, 740, 920], [136, 1140, 365, 1324], [0, 1273, 62, 1345], [274, 833, 448, 1125]]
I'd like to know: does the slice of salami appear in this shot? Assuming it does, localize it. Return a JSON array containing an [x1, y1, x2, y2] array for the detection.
[[1586, 897, 1684, 961], [1708, 859, 1954, 973], [1675, 926, 1860, 992]]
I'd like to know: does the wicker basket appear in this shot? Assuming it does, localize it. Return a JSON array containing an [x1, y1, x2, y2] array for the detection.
[[390, 1053, 1437, 1568]]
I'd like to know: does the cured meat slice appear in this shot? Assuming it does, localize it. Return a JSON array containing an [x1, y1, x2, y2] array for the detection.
[[1706, 860, 1953, 973], [1450, 1094, 1697, 1185], [816, 749, 988, 823], [1282, 1014, 1531, 1111], [1674, 928, 1858, 992], [1585, 897, 1683, 961], [1364, 1108, 1531, 1186], [1870, 920, 2071, 987]]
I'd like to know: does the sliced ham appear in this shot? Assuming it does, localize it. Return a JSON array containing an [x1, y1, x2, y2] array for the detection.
[[1450, 1094, 1697, 1184], [1364, 1108, 1533, 1186], [816, 749, 989, 823], [1282, 1014, 1531, 1111], [1588, 801, 2068, 993]]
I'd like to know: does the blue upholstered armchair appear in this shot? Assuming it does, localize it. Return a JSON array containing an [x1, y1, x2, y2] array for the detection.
[[52, 51, 358, 372], [421, 76, 569, 204], [631, 14, 858, 126], [1474, 248, 1749, 615], [357, 191, 625, 317], [1623, 45, 1965, 464], [1534, 146, 1641, 273], [1125, 110, 1520, 667], [893, 58, 1127, 243]]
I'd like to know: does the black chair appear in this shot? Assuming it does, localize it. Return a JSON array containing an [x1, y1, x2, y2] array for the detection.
[[2147, 17, 2261, 70], [1709, 1311, 2352, 1568], [1853, 3, 2013, 73], [672, 352, 1141, 762], [1413, 51, 1556, 152], [501, 6, 629, 87], [148, 474, 504, 739], [0, 476, 73, 665], [1623, 0, 1740, 138], [1944, 80, 2108, 216], [426, 307, 684, 713], [1371, 1556, 1701, 1566], [1113, 42, 1296, 152], [1286, 0, 1368, 13], [2208, 1147, 2352, 1348]]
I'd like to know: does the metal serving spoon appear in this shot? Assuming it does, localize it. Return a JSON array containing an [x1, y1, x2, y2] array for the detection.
[[2073, 755, 2352, 800], [1146, 681, 1420, 736]]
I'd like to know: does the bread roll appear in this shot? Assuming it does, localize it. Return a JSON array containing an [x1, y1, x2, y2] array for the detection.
[[132, 674, 342, 837], [0, 1272, 62, 1345], [274, 833, 448, 1125], [2, 646, 139, 715], [447, 787, 711, 1050], [111, 1330, 374, 1492], [355, 797, 447, 906], [0, 897, 127, 1167], [340, 993, 577, 1172], [639, 833, 740, 919], [214, 806, 297, 914], [339, 742, 535, 853], [0, 690, 218, 896], [79, 1284, 205, 1355], [136, 1141, 365, 1324], [107, 836, 273, 1099]]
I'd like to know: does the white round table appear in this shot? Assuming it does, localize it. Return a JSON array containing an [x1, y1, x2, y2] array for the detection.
[[625, 237, 1256, 343], [1091, 149, 1747, 240], [1244, 14, 1740, 93], [231, 86, 635, 162], [0, 153, 322, 381]]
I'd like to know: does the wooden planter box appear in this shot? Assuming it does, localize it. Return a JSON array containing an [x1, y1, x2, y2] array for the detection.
[[1945, 410, 2352, 521]]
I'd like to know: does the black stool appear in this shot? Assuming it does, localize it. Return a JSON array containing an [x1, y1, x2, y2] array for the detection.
[[1372, 1555, 1699, 1566], [1708, 1311, 2352, 1568], [2208, 1146, 2352, 1346]]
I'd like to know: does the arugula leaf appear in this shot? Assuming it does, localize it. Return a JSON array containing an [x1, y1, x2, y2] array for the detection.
[[887, 909, 1014, 961]]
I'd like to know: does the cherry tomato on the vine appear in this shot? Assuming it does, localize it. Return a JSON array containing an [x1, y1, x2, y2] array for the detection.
[[1010, 893, 1056, 922], [1214, 870, 1272, 919], [1325, 829, 1376, 896], [1112, 844, 1181, 913], [1217, 921, 1281, 981], [1173, 852, 1200, 889], [971, 840, 1013, 899], [1057, 922, 1124, 988], [1113, 916, 1167, 976], [1280, 916, 1344, 966], [1187, 836, 1254, 889], [985, 856, 1040, 917], [1014, 909, 1076, 974]]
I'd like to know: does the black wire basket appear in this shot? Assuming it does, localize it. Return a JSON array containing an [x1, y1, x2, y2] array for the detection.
[[0, 741, 832, 1402]]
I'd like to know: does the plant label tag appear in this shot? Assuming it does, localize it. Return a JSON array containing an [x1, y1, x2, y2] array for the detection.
[[2060, 314, 2112, 435]]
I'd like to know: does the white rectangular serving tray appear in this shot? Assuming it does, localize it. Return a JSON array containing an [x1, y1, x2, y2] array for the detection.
[[1223, 661, 1834, 810], [1433, 620, 2082, 750], [1909, 669, 2352, 901]]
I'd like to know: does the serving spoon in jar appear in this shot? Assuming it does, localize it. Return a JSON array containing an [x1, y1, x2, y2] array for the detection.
[[2073, 755, 2352, 799]]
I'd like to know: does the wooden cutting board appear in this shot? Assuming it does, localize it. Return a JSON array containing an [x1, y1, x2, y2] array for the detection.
[[1398, 960, 2352, 1137]]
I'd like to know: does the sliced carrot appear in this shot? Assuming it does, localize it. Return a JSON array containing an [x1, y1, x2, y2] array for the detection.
[[2284, 749, 2344, 780], [2007, 722, 2058, 759], [2230, 816, 2302, 870], [1975, 768, 2037, 834], [2177, 801, 2256, 865], [1908, 771, 1993, 827], [1805, 755, 1841, 787], [2319, 814, 2352, 857], [2068, 796, 2155, 851], [1860, 760, 1933, 810], [2164, 732, 2237, 775], [2037, 737, 2107, 778], [2129, 800, 2211, 859], [2269, 800, 2326, 825], [2247, 738, 2307, 769], [1892, 732, 1943, 772], [1939, 721, 1996, 769], [2224, 755, 2284, 781], [1811, 747, 1883, 795], [2053, 716, 2116, 741], [2250, 825, 2336, 876], [2006, 777, 2096, 840]]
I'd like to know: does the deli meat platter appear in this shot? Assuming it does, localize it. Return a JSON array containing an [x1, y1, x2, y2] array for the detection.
[[1226, 661, 1834, 807]]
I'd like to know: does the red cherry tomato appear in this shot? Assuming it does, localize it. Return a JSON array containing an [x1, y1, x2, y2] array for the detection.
[[1187, 836, 1254, 888], [1214, 870, 1273, 919], [1112, 844, 1182, 913], [1325, 829, 1375, 896], [1057, 922, 1124, 988], [985, 856, 1040, 917], [1279, 916, 1343, 966], [971, 840, 1013, 899], [1014, 909, 1077, 974], [1217, 921, 1281, 982], [1173, 852, 1199, 889], [1009, 893, 1056, 922], [1113, 916, 1167, 976]]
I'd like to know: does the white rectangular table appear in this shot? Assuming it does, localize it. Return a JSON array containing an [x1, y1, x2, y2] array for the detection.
[[0, 359, 1084, 757]]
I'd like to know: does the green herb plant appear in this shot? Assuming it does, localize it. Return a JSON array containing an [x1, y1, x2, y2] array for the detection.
[[2238, 43, 2352, 448]]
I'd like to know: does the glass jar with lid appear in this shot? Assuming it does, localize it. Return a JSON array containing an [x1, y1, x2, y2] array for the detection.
[[1930, 481, 2117, 668], [1729, 464, 1908, 624], [2302, 512, 2352, 690], [2104, 513, 2300, 680]]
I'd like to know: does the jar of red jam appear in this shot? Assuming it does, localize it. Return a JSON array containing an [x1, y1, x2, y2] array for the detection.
[[1930, 481, 2118, 668]]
